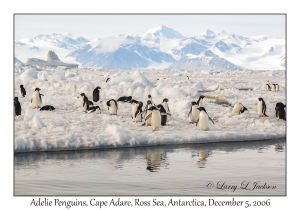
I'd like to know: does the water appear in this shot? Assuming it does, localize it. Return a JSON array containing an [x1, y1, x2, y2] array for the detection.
[[14, 138, 286, 196]]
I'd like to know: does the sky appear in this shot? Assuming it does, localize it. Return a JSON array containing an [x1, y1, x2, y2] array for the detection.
[[14, 14, 286, 40]]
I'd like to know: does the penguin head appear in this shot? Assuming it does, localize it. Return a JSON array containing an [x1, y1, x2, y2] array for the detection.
[[156, 104, 166, 112], [95, 106, 100, 110], [96, 86, 101, 90], [130, 99, 138, 104], [163, 98, 168, 103], [147, 106, 158, 111], [191, 101, 197, 106], [258, 97, 263, 101], [80, 93, 85, 97], [20, 85, 23, 88], [148, 94, 152, 99], [241, 106, 248, 113], [199, 95, 205, 100], [197, 107, 207, 112], [14, 97, 19, 102], [127, 96, 132, 101], [35, 88, 41, 91]]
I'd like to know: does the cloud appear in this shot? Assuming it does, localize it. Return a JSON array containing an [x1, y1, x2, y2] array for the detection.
[[91, 36, 134, 53]]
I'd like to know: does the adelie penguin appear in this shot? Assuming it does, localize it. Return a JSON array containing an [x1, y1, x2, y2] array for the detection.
[[106, 99, 118, 115], [148, 94, 155, 106], [31, 88, 43, 108], [88, 106, 101, 114], [156, 104, 171, 126], [134, 101, 144, 123], [275, 84, 279, 92], [188, 101, 200, 124], [196, 107, 214, 131], [19, 85, 26, 97], [144, 106, 162, 131], [117, 96, 132, 103], [266, 81, 271, 91], [14, 97, 21, 116], [197, 95, 205, 107], [162, 98, 171, 116], [79, 93, 89, 112], [141, 100, 153, 126], [271, 84, 276, 92], [40, 105, 55, 111], [257, 98, 268, 117], [275, 102, 286, 121], [92, 86, 101, 103], [232, 103, 248, 116], [130, 99, 139, 121]]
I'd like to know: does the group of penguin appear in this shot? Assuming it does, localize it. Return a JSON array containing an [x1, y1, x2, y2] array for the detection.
[[14, 85, 55, 117], [266, 80, 280, 92], [14, 80, 286, 132]]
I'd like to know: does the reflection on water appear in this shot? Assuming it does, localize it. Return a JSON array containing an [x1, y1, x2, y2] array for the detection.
[[14, 138, 286, 196]]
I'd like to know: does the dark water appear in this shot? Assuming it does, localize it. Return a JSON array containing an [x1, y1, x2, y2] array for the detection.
[[14, 138, 286, 196]]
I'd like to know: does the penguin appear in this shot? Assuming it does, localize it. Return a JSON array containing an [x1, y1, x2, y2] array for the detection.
[[266, 81, 271, 91], [232, 103, 248, 116], [106, 99, 118, 115], [141, 100, 153, 126], [117, 96, 132, 103], [257, 98, 268, 117], [275, 102, 286, 121], [130, 99, 139, 120], [148, 94, 155, 105], [162, 98, 171, 115], [40, 105, 55, 111], [19, 85, 26, 97], [89, 100, 94, 106], [14, 97, 21, 116], [197, 95, 205, 107], [80, 93, 89, 112], [144, 106, 162, 131], [134, 101, 144, 122], [92, 86, 101, 103], [275, 84, 279, 92], [196, 107, 214, 131], [271, 84, 276, 91], [106, 78, 111, 83], [156, 104, 171, 126], [31, 88, 42, 108], [88, 105, 101, 114], [188, 101, 200, 124]]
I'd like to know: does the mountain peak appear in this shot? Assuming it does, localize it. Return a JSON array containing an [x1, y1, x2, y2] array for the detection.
[[143, 25, 185, 39], [200, 29, 216, 37]]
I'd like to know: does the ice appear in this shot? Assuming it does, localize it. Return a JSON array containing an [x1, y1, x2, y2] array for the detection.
[[14, 67, 286, 153]]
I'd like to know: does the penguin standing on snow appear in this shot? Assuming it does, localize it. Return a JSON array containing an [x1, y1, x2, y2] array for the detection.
[[40, 105, 55, 111], [275, 102, 286, 121], [148, 94, 155, 106], [196, 107, 214, 131], [19, 85, 26, 97], [134, 101, 144, 122], [162, 98, 171, 115], [130, 99, 139, 120], [80, 93, 89, 112], [145, 106, 162, 131], [141, 100, 153, 126], [275, 84, 279, 92], [232, 103, 248, 116], [188, 101, 200, 124], [31, 88, 42, 108], [88, 106, 101, 114], [271, 84, 276, 92], [92, 86, 101, 103], [14, 97, 21, 116], [106, 99, 118, 115], [257, 98, 268, 117], [197, 95, 205, 107], [266, 81, 271, 91], [156, 104, 171, 126]]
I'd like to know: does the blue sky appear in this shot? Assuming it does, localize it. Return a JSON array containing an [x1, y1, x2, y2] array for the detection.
[[14, 14, 285, 40]]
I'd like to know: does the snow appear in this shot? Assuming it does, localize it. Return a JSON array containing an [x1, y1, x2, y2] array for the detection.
[[14, 66, 286, 153]]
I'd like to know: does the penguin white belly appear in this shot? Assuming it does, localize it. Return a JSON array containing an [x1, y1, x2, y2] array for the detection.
[[81, 98, 88, 112], [94, 109, 100, 114], [145, 111, 152, 126], [271, 85, 276, 91], [198, 99, 203, 107], [151, 110, 161, 131], [232, 103, 242, 116], [109, 103, 117, 115], [135, 110, 142, 122], [32, 91, 41, 108], [257, 101, 263, 117], [131, 104, 137, 121], [162, 102, 170, 121], [19, 89, 23, 97], [275, 84, 279, 92], [198, 111, 209, 131], [189, 106, 200, 123], [266, 84, 270, 91]]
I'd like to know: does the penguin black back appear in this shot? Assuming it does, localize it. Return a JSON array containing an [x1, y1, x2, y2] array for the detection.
[[92, 86, 101, 102], [157, 104, 167, 126], [20, 85, 26, 97], [40, 105, 55, 111], [258, 97, 268, 117], [14, 97, 21, 116], [117, 96, 132, 103], [80, 93, 89, 110], [275, 102, 286, 121]]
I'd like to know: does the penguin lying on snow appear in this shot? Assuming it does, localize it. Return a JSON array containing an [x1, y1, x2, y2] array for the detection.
[[257, 98, 268, 117], [188, 101, 200, 124], [117, 96, 132, 103], [232, 103, 248, 116], [275, 102, 286, 121], [196, 107, 214, 131], [19, 85, 26, 97], [14, 97, 21, 116], [88, 106, 101, 114], [40, 105, 55, 111], [106, 99, 118, 115]]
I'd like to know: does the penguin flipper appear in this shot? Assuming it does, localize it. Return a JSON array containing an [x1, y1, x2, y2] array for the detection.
[[31, 98, 32, 103], [188, 107, 192, 117], [145, 113, 152, 121], [196, 119, 199, 126], [209, 116, 215, 124]]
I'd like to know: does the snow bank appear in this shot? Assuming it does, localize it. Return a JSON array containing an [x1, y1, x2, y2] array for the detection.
[[20, 68, 38, 82]]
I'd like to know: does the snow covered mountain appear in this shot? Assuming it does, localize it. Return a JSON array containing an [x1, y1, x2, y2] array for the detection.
[[14, 26, 285, 70]]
